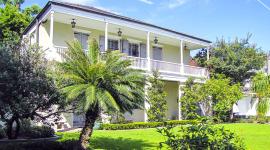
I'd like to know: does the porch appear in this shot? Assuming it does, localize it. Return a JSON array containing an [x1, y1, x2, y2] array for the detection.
[[54, 46, 208, 78]]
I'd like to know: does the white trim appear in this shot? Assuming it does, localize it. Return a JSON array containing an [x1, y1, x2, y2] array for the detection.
[[72, 28, 91, 34], [152, 43, 163, 47], [146, 32, 151, 71], [127, 38, 142, 44], [108, 34, 121, 40], [49, 11, 54, 47], [52, 5, 211, 47], [105, 22, 108, 51]]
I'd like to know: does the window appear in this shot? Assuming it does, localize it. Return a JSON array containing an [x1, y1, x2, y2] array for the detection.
[[129, 43, 139, 57], [74, 32, 89, 50], [108, 39, 119, 50]]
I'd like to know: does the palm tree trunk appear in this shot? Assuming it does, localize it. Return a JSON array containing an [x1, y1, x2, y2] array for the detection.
[[79, 107, 99, 150]]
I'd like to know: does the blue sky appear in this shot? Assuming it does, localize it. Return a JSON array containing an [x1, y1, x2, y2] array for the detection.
[[22, 0, 270, 51]]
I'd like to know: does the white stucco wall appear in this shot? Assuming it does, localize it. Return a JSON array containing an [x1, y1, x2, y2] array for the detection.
[[164, 81, 179, 120], [234, 96, 270, 116], [124, 109, 145, 122]]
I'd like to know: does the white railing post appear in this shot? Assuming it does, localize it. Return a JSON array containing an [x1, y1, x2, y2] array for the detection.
[[180, 40, 184, 74], [105, 22, 108, 51], [146, 31, 151, 72]]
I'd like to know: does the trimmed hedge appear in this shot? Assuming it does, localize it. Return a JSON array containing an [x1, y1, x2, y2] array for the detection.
[[100, 120, 199, 130]]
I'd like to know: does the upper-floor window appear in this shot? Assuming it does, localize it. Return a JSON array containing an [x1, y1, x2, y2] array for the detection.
[[108, 39, 119, 50], [74, 32, 89, 50], [129, 43, 139, 57]]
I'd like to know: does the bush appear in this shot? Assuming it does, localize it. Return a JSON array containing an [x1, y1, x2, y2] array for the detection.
[[158, 123, 246, 150], [23, 126, 55, 138], [17, 119, 55, 138], [0, 128, 6, 139], [100, 120, 198, 130]]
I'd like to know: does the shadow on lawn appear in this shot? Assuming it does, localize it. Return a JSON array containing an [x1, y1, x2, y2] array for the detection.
[[0, 137, 155, 150], [89, 137, 154, 150]]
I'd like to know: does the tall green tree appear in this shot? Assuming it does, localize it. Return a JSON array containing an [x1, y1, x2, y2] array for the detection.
[[147, 71, 167, 122], [180, 76, 243, 121], [180, 78, 201, 120], [201, 75, 243, 121], [0, 4, 30, 44], [195, 34, 266, 84], [252, 72, 270, 118], [0, 0, 25, 9], [0, 2, 40, 45], [56, 39, 145, 149], [0, 42, 65, 139]]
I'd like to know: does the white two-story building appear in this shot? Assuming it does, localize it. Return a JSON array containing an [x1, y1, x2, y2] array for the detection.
[[23, 0, 211, 129]]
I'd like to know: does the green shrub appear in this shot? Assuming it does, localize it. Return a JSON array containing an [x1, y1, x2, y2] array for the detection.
[[158, 123, 246, 150], [0, 128, 6, 139], [17, 119, 55, 138], [23, 126, 55, 138], [100, 120, 198, 130]]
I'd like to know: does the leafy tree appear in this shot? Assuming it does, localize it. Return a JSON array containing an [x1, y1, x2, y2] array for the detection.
[[0, 4, 30, 44], [180, 78, 201, 120], [252, 72, 270, 118], [194, 48, 208, 67], [56, 39, 145, 149], [0, 42, 65, 139], [147, 71, 167, 122], [195, 34, 266, 84], [0, 3, 41, 45], [23, 4, 41, 19], [180, 76, 242, 121], [0, 0, 25, 9], [201, 75, 243, 121]]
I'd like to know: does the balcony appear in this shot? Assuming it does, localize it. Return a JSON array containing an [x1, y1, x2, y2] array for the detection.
[[54, 46, 208, 79]]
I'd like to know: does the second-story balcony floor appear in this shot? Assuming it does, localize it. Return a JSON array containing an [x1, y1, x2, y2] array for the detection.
[[54, 46, 208, 81]]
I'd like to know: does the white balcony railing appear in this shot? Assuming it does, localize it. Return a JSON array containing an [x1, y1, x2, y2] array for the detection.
[[53, 46, 208, 78], [183, 65, 208, 77], [151, 60, 181, 74], [126, 56, 148, 70]]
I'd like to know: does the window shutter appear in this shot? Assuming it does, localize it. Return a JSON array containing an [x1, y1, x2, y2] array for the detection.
[[140, 43, 146, 58], [153, 46, 162, 60], [122, 40, 129, 55], [99, 36, 105, 52]]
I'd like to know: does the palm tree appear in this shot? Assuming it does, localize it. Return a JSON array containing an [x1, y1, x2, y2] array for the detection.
[[56, 39, 146, 149], [252, 72, 270, 118]]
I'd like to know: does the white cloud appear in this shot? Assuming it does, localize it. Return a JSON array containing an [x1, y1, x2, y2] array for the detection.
[[139, 0, 154, 5], [168, 0, 188, 9]]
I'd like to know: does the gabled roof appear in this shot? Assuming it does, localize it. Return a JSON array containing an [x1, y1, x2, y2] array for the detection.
[[23, 0, 211, 44]]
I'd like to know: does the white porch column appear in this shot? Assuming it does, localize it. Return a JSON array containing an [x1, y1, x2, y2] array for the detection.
[[144, 83, 150, 122], [180, 40, 184, 74], [105, 22, 108, 51], [207, 46, 210, 60], [178, 82, 184, 120], [146, 31, 151, 71], [49, 11, 54, 48]]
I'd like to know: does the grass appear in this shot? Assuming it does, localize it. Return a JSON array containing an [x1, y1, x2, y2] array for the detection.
[[57, 123, 270, 150]]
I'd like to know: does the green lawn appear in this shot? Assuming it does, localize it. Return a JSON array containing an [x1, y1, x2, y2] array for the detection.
[[57, 123, 270, 150]]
